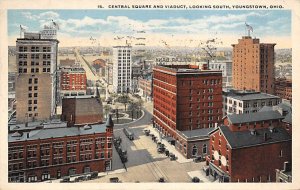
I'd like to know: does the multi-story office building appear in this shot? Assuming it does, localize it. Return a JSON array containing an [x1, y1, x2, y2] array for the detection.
[[232, 36, 276, 94], [60, 67, 87, 97], [112, 46, 132, 93], [153, 65, 223, 158], [8, 116, 114, 182], [15, 30, 59, 123], [209, 61, 232, 88], [222, 89, 281, 116]]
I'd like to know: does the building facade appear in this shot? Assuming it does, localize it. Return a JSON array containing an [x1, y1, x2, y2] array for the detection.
[[112, 46, 132, 93], [209, 61, 232, 88], [206, 109, 291, 182], [222, 89, 281, 116], [274, 78, 292, 103], [8, 118, 114, 182], [60, 67, 87, 97], [138, 77, 153, 101], [153, 65, 223, 158], [232, 36, 276, 94], [15, 32, 59, 123]]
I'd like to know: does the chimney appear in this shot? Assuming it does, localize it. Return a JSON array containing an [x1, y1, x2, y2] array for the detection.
[[264, 132, 267, 141], [283, 161, 291, 172]]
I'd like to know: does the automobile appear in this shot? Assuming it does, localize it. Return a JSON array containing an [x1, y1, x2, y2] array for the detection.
[[170, 153, 176, 161], [144, 129, 150, 136], [109, 177, 120, 183], [91, 172, 98, 179], [75, 176, 85, 182], [121, 150, 127, 156], [165, 150, 170, 156], [157, 147, 165, 153], [158, 177, 165, 183], [192, 177, 200, 183], [193, 156, 203, 163], [60, 176, 70, 183], [121, 154, 128, 163]]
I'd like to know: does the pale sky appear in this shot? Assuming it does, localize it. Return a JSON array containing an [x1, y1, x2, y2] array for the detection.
[[8, 10, 291, 48]]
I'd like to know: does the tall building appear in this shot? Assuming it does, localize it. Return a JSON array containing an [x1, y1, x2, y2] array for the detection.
[[153, 65, 223, 158], [112, 46, 132, 93], [15, 30, 59, 123], [232, 36, 276, 94]]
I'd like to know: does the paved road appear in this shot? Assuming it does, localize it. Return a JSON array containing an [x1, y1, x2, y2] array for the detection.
[[74, 48, 98, 81]]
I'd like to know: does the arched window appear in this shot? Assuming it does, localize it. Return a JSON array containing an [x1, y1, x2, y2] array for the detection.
[[202, 144, 207, 154], [192, 144, 197, 156]]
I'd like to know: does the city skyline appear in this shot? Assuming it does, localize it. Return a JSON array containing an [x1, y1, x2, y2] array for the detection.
[[8, 10, 291, 48]]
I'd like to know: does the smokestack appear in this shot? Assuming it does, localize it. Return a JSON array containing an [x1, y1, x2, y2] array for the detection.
[[264, 132, 267, 141], [283, 161, 291, 172]]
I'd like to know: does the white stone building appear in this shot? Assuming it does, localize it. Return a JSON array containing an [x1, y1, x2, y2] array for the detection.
[[209, 61, 232, 88], [223, 89, 281, 116], [112, 46, 132, 93]]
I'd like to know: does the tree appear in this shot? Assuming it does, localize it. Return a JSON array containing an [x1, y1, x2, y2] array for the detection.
[[117, 94, 130, 111], [103, 104, 112, 119]]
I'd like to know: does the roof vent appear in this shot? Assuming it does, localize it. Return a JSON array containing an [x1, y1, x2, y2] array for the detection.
[[250, 129, 257, 135], [11, 132, 22, 137], [269, 126, 277, 133], [83, 125, 92, 130]]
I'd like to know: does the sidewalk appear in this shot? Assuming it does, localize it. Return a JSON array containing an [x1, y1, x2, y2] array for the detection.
[[145, 126, 194, 164]]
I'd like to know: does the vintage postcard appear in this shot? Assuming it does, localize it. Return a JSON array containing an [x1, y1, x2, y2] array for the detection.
[[0, 0, 299, 189]]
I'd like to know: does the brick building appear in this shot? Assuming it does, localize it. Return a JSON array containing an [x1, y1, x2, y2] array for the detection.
[[15, 32, 59, 123], [274, 78, 292, 103], [232, 36, 276, 94], [206, 108, 291, 182], [60, 67, 87, 97], [153, 65, 223, 158], [8, 116, 114, 182], [61, 96, 103, 126]]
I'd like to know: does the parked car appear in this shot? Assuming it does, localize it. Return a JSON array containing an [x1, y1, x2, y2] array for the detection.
[[60, 176, 70, 183], [193, 156, 203, 163], [170, 153, 176, 161], [157, 147, 165, 153], [91, 172, 98, 179], [192, 177, 200, 183], [110, 177, 120, 183], [158, 177, 165, 183], [165, 150, 170, 156], [144, 129, 150, 136]]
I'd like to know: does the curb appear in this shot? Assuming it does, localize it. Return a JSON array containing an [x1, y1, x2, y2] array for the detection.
[[114, 110, 145, 126]]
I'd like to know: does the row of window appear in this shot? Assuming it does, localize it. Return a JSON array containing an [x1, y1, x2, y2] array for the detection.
[[19, 46, 51, 52]]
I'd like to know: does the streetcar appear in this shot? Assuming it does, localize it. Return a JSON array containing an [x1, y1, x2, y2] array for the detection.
[[123, 128, 134, 140]]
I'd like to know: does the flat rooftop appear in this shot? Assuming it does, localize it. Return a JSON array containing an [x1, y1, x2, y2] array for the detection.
[[154, 65, 222, 75]]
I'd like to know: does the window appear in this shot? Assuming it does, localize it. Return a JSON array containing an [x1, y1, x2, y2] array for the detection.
[[34, 78, 38, 84], [279, 150, 283, 157], [202, 144, 207, 154], [192, 145, 197, 156], [29, 78, 32, 84]]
